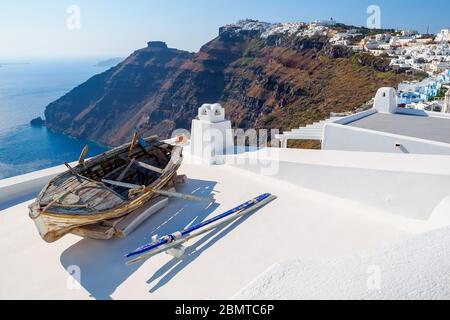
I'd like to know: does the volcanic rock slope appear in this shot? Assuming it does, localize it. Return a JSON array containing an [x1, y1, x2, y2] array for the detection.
[[45, 21, 414, 146]]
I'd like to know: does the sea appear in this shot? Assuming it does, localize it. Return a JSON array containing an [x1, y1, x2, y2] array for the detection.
[[0, 59, 112, 180]]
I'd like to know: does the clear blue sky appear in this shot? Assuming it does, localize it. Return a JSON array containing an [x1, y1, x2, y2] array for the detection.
[[1, 0, 449, 59]]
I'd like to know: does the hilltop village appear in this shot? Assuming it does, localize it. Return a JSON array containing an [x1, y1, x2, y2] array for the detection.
[[224, 19, 450, 112]]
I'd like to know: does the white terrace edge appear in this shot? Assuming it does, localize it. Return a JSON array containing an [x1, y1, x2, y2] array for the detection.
[[0, 161, 78, 209]]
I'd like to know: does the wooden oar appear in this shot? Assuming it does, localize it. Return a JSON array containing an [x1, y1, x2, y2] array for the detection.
[[102, 179, 215, 203], [126, 194, 277, 265]]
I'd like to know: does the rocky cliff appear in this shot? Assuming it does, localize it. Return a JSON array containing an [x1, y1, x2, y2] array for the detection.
[[44, 20, 416, 146]]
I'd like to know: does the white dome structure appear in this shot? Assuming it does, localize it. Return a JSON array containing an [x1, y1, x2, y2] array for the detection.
[[197, 103, 225, 123]]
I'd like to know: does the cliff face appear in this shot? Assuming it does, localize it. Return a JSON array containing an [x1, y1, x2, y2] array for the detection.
[[45, 23, 414, 147], [45, 41, 195, 145]]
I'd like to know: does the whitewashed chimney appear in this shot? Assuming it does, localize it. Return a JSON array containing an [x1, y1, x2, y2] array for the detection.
[[190, 103, 234, 164], [374, 87, 398, 114]]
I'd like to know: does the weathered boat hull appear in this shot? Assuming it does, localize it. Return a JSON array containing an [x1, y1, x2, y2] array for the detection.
[[29, 136, 183, 243]]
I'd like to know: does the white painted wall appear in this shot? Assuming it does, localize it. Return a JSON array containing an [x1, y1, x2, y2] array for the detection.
[[190, 120, 234, 165], [0, 162, 75, 210], [333, 109, 377, 125], [322, 123, 450, 155], [190, 104, 234, 165], [234, 226, 450, 300], [228, 149, 450, 221], [324, 104, 450, 155]]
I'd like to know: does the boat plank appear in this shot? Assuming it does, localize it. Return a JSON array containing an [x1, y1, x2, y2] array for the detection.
[[50, 176, 79, 192], [40, 179, 90, 205], [71, 224, 115, 240], [117, 159, 136, 182], [115, 196, 168, 238], [150, 149, 168, 166], [135, 161, 163, 174]]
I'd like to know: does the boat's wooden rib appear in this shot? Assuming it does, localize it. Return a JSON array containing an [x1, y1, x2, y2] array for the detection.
[[134, 161, 164, 174], [28, 135, 183, 243], [117, 159, 135, 182], [78, 145, 89, 166]]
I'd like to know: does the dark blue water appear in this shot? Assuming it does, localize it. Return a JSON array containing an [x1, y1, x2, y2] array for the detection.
[[0, 59, 111, 179], [0, 125, 108, 179]]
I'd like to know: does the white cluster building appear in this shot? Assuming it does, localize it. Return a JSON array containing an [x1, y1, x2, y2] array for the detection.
[[327, 26, 450, 77], [260, 22, 307, 39], [436, 29, 450, 42], [389, 43, 450, 73], [351, 29, 450, 112], [356, 29, 450, 75], [329, 29, 363, 47], [222, 19, 336, 41], [224, 19, 450, 114], [226, 20, 450, 81], [396, 70, 450, 111]]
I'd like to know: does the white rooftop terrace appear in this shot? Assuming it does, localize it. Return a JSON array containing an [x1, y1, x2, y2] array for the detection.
[[323, 87, 450, 155], [2, 144, 450, 299]]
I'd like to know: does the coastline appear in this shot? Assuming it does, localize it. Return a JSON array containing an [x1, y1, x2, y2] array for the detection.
[[0, 58, 114, 179], [0, 124, 109, 180]]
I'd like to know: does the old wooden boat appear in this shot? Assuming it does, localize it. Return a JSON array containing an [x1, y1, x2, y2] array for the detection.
[[29, 135, 183, 243]]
